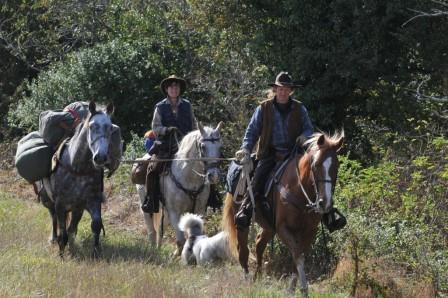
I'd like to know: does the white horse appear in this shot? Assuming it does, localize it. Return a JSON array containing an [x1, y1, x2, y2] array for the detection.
[[136, 122, 223, 253], [178, 213, 231, 265]]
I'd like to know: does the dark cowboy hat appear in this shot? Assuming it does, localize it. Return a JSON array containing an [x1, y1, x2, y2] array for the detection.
[[269, 71, 302, 88], [160, 75, 187, 95]]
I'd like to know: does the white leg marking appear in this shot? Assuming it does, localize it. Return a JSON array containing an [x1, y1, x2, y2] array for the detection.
[[296, 255, 308, 291]]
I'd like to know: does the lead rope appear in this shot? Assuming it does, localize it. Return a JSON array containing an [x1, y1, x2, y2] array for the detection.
[[321, 220, 330, 269]]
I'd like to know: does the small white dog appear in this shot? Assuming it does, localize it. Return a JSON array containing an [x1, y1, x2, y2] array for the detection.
[[178, 213, 231, 265]]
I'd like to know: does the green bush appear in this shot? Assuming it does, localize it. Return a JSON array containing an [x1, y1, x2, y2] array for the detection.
[[8, 40, 169, 140]]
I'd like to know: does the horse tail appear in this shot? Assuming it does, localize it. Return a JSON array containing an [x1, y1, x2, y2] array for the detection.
[[222, 193, 238, 258], [178, 213, 204, 237], [152, 211, 163, 240]]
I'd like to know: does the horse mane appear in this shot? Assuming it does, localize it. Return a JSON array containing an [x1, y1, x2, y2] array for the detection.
[[300, 130, 344, 176], [175, 127, 214, 158], [304, 130, 345, 153]]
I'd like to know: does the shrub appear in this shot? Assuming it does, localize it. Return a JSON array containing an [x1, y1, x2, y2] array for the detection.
[[8, 40, 168, 140]]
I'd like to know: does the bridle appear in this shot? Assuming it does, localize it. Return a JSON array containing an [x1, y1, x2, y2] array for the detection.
[[169, 134, 221, 213], [197, 136, 221, 172], [296, 152, 335, 213]]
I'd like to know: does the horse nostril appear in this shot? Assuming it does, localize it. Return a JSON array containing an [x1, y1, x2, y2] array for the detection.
[[318, 199, 324, 207], [94, 154, 106, 164]]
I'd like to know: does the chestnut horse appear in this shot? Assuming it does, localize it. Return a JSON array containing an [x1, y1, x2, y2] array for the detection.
[[222, 131, 344, 296]]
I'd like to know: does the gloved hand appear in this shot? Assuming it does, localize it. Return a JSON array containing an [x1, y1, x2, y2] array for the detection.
[[167, 126, 178, 134], [235, 148, 250, 164]]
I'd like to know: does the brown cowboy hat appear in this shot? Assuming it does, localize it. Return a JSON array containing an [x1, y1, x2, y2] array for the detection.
[[269, 71, 302, 88], [160, 75, 187, 95]]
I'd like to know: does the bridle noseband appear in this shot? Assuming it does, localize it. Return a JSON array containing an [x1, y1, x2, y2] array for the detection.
[[297, 153, 335, 213]]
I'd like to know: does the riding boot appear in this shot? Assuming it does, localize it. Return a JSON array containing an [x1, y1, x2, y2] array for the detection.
[[235, 195, 253, 229], [142, 172, 159, 213]]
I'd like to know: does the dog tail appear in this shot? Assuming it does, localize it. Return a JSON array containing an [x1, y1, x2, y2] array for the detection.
[[178, 213, 204, 237], [222, 193, 238, 258]]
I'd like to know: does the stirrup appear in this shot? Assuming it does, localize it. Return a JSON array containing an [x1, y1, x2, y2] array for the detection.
[[141, 195, 155, 213], [235, 205, 252, 229]]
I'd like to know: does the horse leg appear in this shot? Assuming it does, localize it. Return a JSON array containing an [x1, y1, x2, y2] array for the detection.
[[236, 227, 250, 276], [167, 210, 184, 256], [39, 186, 57, 244], [55, 202, 68, 257], [67, 209, 83, 250], [254, 228, 275, 280], [88, 199, 103, 258], [137, 184, 157, 245], [46, 206, 58, 244], [277, 225, 308, 296]]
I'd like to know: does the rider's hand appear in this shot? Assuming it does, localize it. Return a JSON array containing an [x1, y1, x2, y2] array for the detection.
[[235, 148, 250, 164], [167, 126, 178, 134]]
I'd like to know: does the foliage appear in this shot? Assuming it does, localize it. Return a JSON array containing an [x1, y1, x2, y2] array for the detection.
[[8, 40, 167, 139], [330, 134, 448, 294]]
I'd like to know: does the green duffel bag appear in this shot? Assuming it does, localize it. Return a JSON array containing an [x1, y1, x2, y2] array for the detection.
[[15, 132, 54, 183], [38, 101, 89, 148], [38, 110, 75, 148]]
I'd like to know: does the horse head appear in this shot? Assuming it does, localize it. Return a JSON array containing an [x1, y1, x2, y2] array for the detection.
[[304, 131, 344, 214], [87, 101, 115, 168], [198, 121, 223, 184]]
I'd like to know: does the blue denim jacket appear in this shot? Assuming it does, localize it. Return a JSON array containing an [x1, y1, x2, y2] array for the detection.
[[241, 99, 314, 153]]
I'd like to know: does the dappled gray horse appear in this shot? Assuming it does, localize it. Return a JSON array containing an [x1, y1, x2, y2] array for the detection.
[[136, 122, 222, 253], [41, 102, 121, 257]]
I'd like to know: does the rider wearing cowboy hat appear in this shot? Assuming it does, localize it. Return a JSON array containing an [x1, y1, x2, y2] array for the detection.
[[234, 71, 314, 228], [152, 75, 197, 137], [143, 75, 198, 214]]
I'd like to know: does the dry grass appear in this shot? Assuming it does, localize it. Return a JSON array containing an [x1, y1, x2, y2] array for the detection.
[[0, 140, 437, 297]]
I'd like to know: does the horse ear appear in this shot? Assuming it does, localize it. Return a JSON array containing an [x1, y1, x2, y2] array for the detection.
[[215, 121, 223, 132], [198, 122, 206, 135], [89, 101, 96, 114], [106, 103, 114, 116], [317, 134, 326, 147]]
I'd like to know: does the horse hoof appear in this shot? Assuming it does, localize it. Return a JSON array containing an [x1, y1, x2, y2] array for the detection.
[[287, 275, 298, 294], [299, 288, 309, 298]]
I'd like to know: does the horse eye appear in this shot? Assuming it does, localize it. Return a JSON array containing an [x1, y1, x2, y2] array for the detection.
[[201, 143, 206, 150]]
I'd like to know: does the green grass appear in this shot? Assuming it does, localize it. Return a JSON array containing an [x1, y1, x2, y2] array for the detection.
[[0, 192, 347, 298]]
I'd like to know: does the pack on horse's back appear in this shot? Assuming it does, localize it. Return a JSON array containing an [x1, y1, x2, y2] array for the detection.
[[39, 101, 122, 257]]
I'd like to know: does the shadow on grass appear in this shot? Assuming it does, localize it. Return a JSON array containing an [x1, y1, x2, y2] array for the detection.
[[66, 234, 175, 265]]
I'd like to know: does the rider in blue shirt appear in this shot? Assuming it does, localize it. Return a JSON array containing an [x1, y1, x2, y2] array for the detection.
[[234, 72, 314, 228]]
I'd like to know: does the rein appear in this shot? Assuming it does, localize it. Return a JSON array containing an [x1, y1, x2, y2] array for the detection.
[[169, 170, 206, 213], [121, 157, 235, 164]]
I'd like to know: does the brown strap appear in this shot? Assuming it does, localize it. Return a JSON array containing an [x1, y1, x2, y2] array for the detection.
[[32, 182, 39, 196]]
